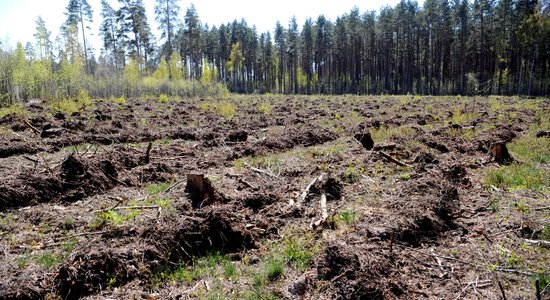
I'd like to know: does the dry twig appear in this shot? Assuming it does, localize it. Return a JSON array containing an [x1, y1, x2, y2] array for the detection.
[[378, 151, 410, 167], [293, 173, 324, 207]]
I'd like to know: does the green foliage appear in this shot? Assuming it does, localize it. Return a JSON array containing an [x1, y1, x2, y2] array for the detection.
[[370, 125, 417, 142], [339, 210, 358, 225], [153, 56, 169, 80], [124, 58, 140, 90], [399, 172, 412, 181], [508, 135, 550, 164], [49, 98, 79, 114], [62, 217, 74, 230], [0, 104, 27, 118], [159, 93, 169, 103], [17, 255, 30, 269], [205, 101, 237, 118], [201, 58, 217, 85], [63, 238, 77, 253], [34, 251, 62, 269], [152, 251, 235, 287], [533, 272, 549, 297], [146, 182, 171, 195], [283, 235, 315, 270], [257, 102, 271, 115], [485, 163, 548, 191], [77, 90, 91, 107], [89, 209, 138, 229], [169, 52, 184, 80], [110, 95, 126, 105], [540, 225, 550, 241], [264, 257, 284, 281], [342, 165, 364, 183]]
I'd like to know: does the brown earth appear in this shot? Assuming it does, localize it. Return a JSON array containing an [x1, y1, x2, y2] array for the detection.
[[0, 95, 548, 299]]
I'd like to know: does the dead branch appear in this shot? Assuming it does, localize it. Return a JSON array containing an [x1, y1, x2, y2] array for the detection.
[[143, 142, 153, 163], [378, 151, 410, 167], [22, 156, 39, 164], [44, 231, 108, 247], [310, 194, 328, 229], [93, 205, 161, 213], [250, 166, 277, 178], [397, 243, 471, 265], [162, 179, 187, 196], [293, 173, 324, 207], [468, 239, 507, 300], [22, 119, 40, 134], [495, 267, 535, 276], [524, 239, 550, 248]]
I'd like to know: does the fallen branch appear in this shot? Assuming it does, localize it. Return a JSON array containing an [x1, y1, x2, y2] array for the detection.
[[293, 173, 324, 207], [162, 179, 187, 196], [44, 231, 108, 247], [22, 119, 40, 134], [469, 239, 507, 300], [524, 239, 550, 249], [378, 151, 410, 167], [143, 141, 153, 163], [250, 166, 277, 178], [310, 193, 328, 229], [495, 267, 535, 276], [397, 243, 471, 265], [93, 205, 161, 213], [22, 156, 39, 164]]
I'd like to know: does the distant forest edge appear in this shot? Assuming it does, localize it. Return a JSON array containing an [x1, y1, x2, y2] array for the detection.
[[1, 0, 549, 105]]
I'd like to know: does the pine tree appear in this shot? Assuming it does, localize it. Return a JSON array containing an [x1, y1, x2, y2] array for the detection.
[[63, 0, 93, 73], [301, 18, 314, 94], [155, 0, 180, 61]]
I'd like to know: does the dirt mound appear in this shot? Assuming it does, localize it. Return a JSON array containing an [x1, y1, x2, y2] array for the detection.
[[310, 176, 343, 201], [317, 244, 361, 280], [263, 126, 337, 150], [227, 130, 248, 142], [0, 140, 41, 158], [315, 244, 390, 299], [0, 276, 46, 299], [59, 154, 118, 201], [55, 208, 255, 299], [241, 191, 280, 211], [0, 152, 142, 210]]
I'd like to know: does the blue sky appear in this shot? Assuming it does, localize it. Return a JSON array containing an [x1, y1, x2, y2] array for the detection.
[[0, 0, 402, 55]]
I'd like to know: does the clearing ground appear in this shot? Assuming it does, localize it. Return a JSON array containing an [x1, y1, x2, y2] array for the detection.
[[0, 95, 548, 299]]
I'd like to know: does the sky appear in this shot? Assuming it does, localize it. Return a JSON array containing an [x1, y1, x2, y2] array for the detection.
[[0, 0, 403, 56]]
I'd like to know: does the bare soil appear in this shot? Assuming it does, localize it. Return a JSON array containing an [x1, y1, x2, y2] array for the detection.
[[0, 95, 548, 299]]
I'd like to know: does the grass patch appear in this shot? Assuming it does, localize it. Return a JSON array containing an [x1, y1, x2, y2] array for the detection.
[[371, 125, 416, 142], [152, 251, 235, 287], [341, 165, 364, 183], [339, 210, 358, 225], [283, 235, 315, 271], [508, 135, 550, 164], [264, 257, 284, 281], [485, 163, 548, 191], [0, 103, 27, 118], [50, 99, 79, 114], [257, 102, 271, 114], [35, 251, 62, 269], [89, 209, 138, 229], [145, 182, 171, 195], [540, 225, 550, 241], [159, 93, 169, 103]]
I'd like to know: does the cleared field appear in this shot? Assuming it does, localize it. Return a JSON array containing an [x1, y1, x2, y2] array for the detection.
[[0, 95, 548, 299]]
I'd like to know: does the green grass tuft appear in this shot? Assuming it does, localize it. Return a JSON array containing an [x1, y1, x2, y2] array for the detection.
[[485, 163, 548, 191]]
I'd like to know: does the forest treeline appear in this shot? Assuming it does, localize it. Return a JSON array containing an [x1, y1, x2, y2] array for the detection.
[[0, 0, 549, 105]]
